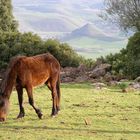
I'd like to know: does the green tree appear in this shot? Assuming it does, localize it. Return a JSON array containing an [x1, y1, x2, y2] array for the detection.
[[125, 32, 140, 78], [44, 40, 81, 67], [0, 0, 18, 32], [102, 0, 140, 32], [0, 33, 86, 68], [103, 32, 140, 79]]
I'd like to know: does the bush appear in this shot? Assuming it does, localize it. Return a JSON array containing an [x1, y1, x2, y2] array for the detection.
[[0, 32, 89, 69], [119, 82, 128, 92], [102, 32, 140, 79], [125, 32, 140, 79]]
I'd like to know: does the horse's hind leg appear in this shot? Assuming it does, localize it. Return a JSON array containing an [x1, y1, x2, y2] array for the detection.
[[16, 85, 25, 119], [50, 80, 58, 117], [46, 80, 59, 117], [56, 77, 60, 112], [25, 85, 43, 119]]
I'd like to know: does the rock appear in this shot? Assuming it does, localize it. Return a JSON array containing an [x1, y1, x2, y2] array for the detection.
[[129, 82, 140, 89], [88, 63, 112, 79], [75, 75, 89, 83], [104, 72, 113, 82], [91, 82, 106, 89], [60, 64, 127, 84], [135, 77, 140, 82], [97, 64, 112, 71], [88, 68, 106, 78], [60, 67, 78, 82], [108, 80, 119, 86], [133, 83, 140, 89], [120, 79, 129, 82], [61, 77, 74, 83], [77, 64, 87, 74], [61, 65, 89, 83], [91, 58, 103, 69]]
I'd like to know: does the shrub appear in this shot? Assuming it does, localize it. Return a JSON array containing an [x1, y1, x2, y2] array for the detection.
[[0, 32, 89, 69], [102, 32, 140, 79], [119, 82, 128, 92]]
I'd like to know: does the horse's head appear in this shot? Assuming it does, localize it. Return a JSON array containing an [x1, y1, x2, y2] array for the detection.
[[0, 94, 9, 122]]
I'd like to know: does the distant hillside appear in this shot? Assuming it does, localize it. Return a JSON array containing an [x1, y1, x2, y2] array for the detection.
[[65, 36, 127, 59], [62, 24, 124, 42]]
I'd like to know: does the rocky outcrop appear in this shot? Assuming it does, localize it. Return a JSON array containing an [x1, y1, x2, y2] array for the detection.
[[135, 76, 140, 82], [87, 63, 111, 78], [61, 64, 88, 83], [129, 82, 140, 89], [61, 63, 112, 83]]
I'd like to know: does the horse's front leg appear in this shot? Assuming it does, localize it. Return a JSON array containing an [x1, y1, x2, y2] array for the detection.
[[16, 85, 25, 119], [26, 85, 43, 119]]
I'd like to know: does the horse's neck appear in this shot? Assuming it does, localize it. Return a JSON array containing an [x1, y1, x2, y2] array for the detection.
[[1, 67, 17, 99]]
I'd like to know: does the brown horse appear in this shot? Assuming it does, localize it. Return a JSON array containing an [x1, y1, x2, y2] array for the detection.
[[0, 53, 61, 121]]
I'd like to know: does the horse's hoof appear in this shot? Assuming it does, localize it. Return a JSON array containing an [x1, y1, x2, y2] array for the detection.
[[51, 112, 58, 118], [57, 109, 60, 114], [57, 108, 60, 112], [38, 113, 43, 119], [51, 115, 56, 118], [17, 113, 25, 119]]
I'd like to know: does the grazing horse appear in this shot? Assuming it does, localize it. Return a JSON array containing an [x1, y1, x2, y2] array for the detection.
[[0, 53, 61, 121]]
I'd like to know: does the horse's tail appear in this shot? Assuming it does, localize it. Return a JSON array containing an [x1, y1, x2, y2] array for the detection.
[[56, 73, 61, 110]]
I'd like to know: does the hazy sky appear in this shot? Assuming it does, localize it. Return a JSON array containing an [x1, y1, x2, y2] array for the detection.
[[12, 0, 103, 5], [11, 0, 127, 59]]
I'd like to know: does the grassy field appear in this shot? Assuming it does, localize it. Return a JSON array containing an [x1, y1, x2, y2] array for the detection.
[[0, 83, 140, 140]]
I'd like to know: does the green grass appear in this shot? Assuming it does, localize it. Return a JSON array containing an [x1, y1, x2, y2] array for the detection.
[[0, 83, 140, 140]]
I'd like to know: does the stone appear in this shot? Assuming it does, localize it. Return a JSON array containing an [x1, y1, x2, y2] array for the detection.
[[135, 77, 140, 82]]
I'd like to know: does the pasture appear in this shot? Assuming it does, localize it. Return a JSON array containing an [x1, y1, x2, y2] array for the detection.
[[0, 83, 140, 140]]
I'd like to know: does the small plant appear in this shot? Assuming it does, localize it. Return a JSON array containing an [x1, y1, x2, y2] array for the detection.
[[119, 82, 128, 92]]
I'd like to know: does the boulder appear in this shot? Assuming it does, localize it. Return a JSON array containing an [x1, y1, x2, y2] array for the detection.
[[104, 72, 113, 82], [61, 77, 74, 83], [129, 82, 140, 89], [91, 82, 106, 89], [75, 75, 89, 83], [60, 65, 88, 83], [77, 64, 87, 75], [88, 63, 112, 79], [108, 80, 119, 86], [88, 69, 106, 78], [135, 76, 140, 82]]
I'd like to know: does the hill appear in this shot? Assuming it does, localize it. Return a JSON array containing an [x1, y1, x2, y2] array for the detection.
[[62, 23, 124, 42], [12, 0, 127, 59]]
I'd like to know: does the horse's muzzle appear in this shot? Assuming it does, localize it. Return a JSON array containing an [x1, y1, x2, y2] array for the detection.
[[0, 118, 5, 122]]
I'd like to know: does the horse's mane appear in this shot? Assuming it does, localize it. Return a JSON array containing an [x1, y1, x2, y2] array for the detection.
[[0, 56, 26, 96]]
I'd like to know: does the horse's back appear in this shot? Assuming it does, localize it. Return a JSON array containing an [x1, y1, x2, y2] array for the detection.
[[15, 53, 60, 87]]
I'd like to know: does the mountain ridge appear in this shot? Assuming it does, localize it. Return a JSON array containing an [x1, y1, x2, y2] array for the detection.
[[61, 23, 124, 42]]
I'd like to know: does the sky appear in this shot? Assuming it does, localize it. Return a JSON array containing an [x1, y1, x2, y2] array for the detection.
[[11, 0, 128, 59], [11, 0, 111, 35]]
